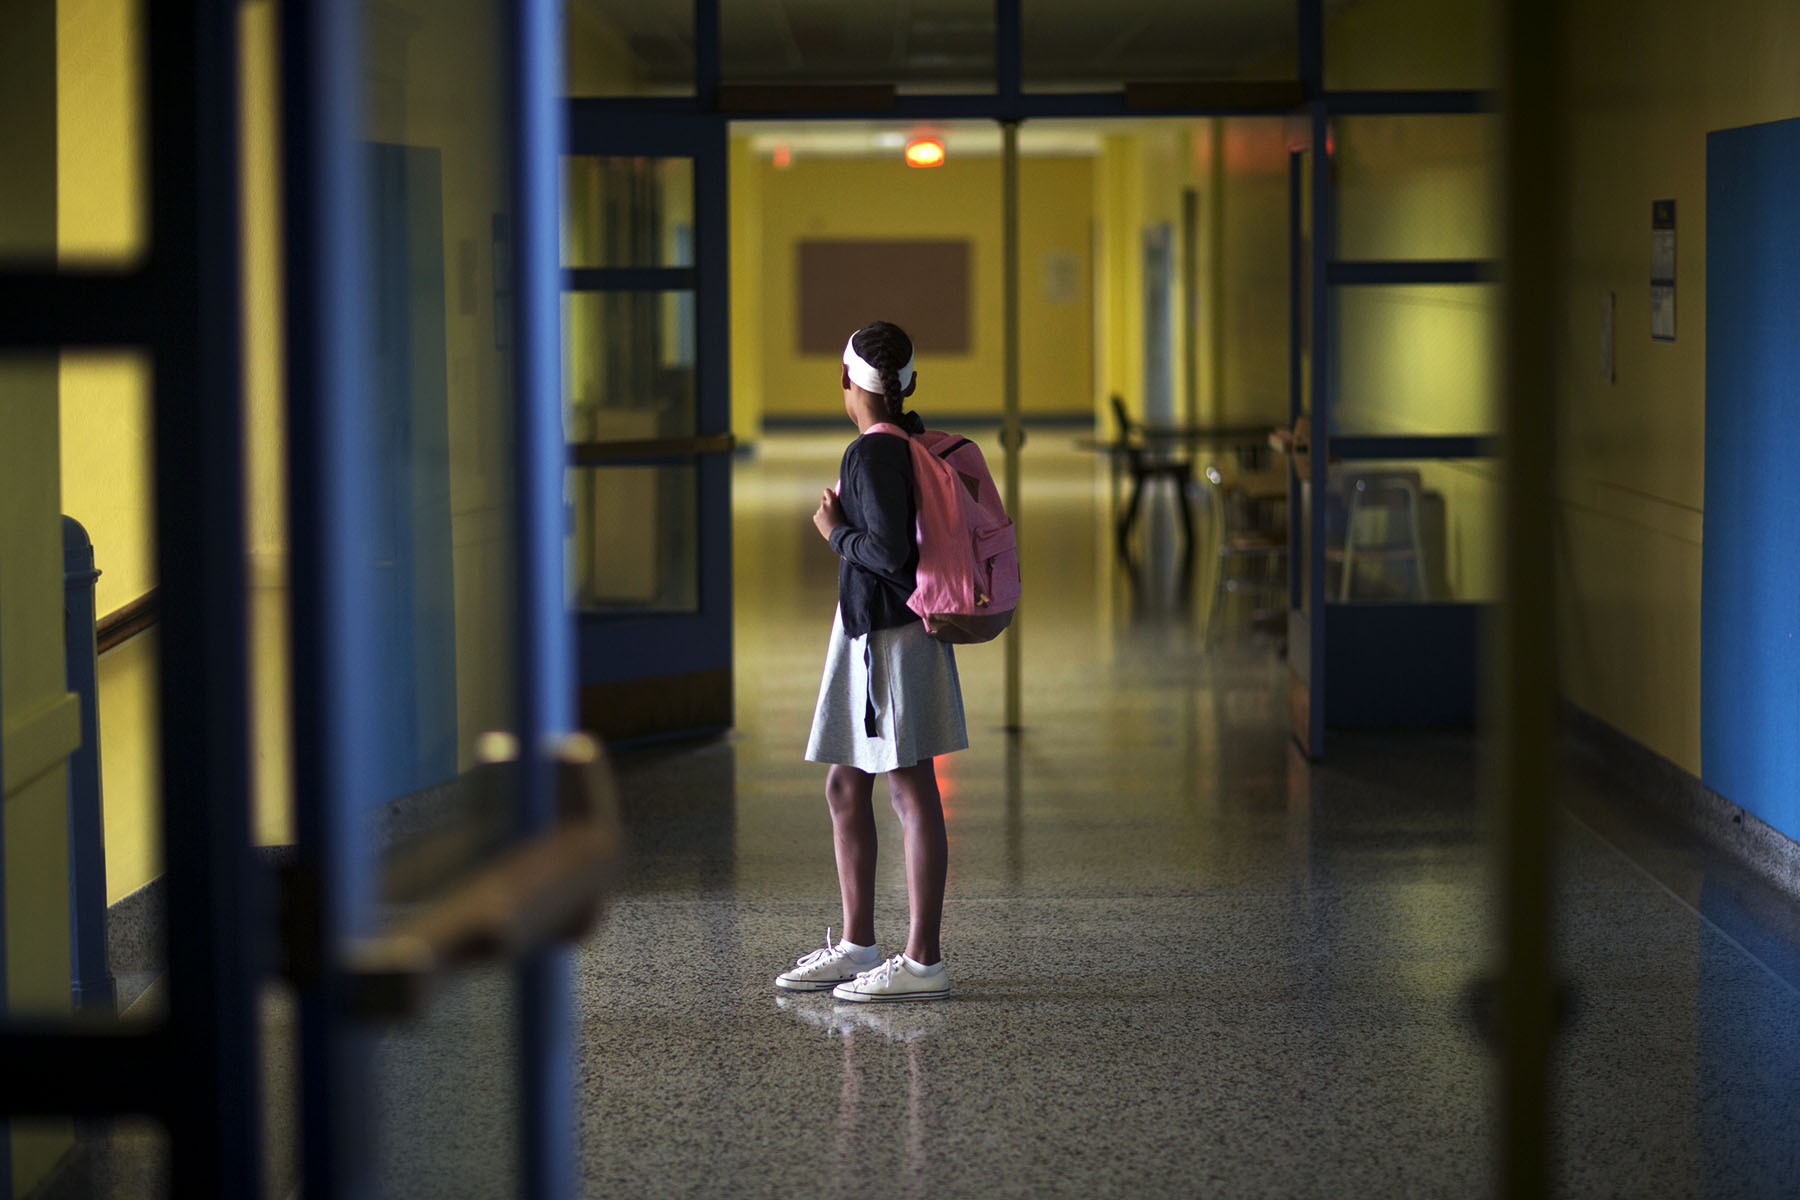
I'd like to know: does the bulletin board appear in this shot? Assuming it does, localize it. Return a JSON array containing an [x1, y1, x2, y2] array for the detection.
[[797, 240, 972, 355]]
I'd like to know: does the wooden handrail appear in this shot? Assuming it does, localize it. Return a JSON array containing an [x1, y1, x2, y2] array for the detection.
[[96, 588, 160, 654]]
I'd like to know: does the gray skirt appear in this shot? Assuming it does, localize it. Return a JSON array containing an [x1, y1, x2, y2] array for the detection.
[[805, 608, 968, 773]]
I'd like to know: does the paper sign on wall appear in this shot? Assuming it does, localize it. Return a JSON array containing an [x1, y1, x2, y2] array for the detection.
[[1651, 199, 1676, 342]]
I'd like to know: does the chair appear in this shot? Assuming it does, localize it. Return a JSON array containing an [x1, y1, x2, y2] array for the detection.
[[1203, 459, 1288, 629], [1109, 395, 1195, 555], [1328, 470, 1428, 602]]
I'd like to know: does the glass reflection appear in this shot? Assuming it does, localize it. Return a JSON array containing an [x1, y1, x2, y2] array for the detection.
[[1319, 459, 1500, 605], [563, 290, 697, 438], [1334, 116, 1500, 263], [570, 463, 699, 613], [561, 156, 694, 269], [1334, 283, 1501, 437], [358, 0, 523, 1190]]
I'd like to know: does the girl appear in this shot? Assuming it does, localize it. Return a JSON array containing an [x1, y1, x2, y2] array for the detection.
[[775, 321, 966, 1003]]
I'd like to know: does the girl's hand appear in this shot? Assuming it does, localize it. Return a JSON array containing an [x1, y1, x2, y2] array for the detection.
[[813, 488, 845, 541]]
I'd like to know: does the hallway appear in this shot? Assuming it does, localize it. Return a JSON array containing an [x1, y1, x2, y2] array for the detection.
[[574, 434, 1800, 1197]]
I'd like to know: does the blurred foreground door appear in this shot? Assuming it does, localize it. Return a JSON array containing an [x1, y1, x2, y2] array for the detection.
[[283, 2, 607, 1197], [562, 112, 734, 740]]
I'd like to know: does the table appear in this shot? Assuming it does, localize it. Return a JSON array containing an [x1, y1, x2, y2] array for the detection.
[[1077, 424, 1278, 555]]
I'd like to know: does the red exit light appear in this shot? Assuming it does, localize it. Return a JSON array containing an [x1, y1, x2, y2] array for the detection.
[[904, 136, 946, 168]]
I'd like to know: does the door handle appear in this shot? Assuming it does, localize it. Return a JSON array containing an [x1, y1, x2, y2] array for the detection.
[[281, 733, 624, 1020]]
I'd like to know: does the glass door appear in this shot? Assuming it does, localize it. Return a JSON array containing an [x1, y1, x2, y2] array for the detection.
[[563, 112, 734, 740], [284, 2, 602, 1197]]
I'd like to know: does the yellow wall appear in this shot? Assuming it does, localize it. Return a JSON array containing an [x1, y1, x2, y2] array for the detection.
[[55, 0, 293, 903], [1551, 0, 1800, 774], [1215, 119, 1296, 427], [741, 149, 1094, 424], [55, 0, 168, 907], [1095, 133, 1145, 426], [3, 2, 77, 1188], [1, 367, 80, 1195], [729, 137, 765, 439], [735, 122, 1301, 441]]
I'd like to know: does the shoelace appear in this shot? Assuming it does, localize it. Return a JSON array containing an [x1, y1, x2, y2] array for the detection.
[[859, 955, 904, 986], [793, 927, 841, 970]]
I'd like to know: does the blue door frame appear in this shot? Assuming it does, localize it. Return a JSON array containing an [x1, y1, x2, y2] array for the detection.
[[282, 1, 574, 1197], [565, 109, 737, 741], [1284, 19, 1500, 759]]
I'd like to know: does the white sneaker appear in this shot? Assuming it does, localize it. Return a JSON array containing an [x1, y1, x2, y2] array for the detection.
[[831, 955, 950, 1003], [775, 929, 880, 992]]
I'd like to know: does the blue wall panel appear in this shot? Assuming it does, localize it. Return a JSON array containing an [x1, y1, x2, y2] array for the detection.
[[1703, 117, 1800, 839]]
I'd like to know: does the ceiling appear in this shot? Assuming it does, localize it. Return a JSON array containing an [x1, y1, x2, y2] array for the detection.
[[568, 0, 1360, 90]]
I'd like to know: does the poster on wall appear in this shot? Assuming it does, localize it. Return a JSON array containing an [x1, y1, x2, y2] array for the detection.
[[797, 240, 971, 354], [1651, 199, 1676, 342]]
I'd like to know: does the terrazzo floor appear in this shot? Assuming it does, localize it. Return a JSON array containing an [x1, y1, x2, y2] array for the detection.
[[46, 433, 1800, 1198], [570, 432, 1800, 1199]]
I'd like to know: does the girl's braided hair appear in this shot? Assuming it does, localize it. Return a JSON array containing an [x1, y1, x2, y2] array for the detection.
[[850, 321, 916, 426]]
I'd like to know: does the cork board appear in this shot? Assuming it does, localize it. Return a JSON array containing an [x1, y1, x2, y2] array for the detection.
[[797, 240, 972, 355]]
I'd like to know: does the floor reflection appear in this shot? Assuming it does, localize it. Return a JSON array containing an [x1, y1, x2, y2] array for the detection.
[[775, 993, 947, 1190]]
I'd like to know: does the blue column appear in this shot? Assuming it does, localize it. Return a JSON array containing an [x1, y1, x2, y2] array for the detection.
[[62, 517, 116, 1015], [512, 1, 574, 1197]]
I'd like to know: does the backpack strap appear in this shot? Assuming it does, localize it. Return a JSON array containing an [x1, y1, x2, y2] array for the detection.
[[863, 421, 912, 440], [933, 436, 973, 460]]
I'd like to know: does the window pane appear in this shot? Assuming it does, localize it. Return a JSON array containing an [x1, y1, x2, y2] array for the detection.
[[1323, 458, 1501, 604], [564, 290, 698, 439], [724, 0, 996, 94], [0, 0, 148, 266], [569, 463, 700, 613], [561, 156, 695, 269], [1334, 284, 1500, 437], [1024, 0, 1296, 92], [1335, 116, 1500, 263], [566, 0, 695, 97]]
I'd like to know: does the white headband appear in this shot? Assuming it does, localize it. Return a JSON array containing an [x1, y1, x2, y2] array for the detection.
[[843, 334, 915, 396]]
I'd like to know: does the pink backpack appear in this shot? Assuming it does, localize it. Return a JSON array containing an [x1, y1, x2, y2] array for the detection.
[[868, 421, 1021, 644]]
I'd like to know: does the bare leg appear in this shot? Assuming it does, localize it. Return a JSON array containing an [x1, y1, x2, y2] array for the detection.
[[826, 765, 878, 947], [887, 759, 947, 965]]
